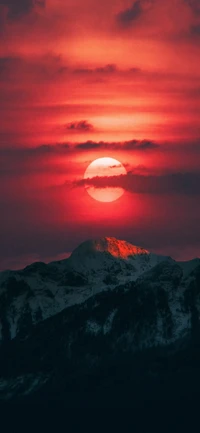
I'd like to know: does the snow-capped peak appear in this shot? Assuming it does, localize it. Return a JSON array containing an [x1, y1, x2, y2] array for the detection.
[[69, 237, 149, 260], [67, 237, 169, 283]]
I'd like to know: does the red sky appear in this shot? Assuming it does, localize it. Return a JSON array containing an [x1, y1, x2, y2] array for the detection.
[[0, 0, 200, 269]]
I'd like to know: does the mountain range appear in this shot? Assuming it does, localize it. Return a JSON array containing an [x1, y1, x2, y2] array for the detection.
[[0, 237, 200, 407]]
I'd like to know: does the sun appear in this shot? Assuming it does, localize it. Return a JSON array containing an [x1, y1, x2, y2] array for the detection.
[[84, 157, 127, 202]]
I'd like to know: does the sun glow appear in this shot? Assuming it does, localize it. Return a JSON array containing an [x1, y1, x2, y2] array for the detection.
[[84, 157, 127, 202]]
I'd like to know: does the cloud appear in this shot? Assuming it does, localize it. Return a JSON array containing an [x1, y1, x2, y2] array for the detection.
[[75, 139, 158, 152], [190, 24, 200, 37], [0, 56, 22, 77], [0, 139, 160, 178], [65, 120, 94, 133], [95, 64, 117, 74], [73, 64, 117, 75], [185, 0, 200, 14], [1, 0, 45, 20], [0, 55, 145, 87], [0, 56, 141, 87], [116, 0, 153, 27], [74, 171, 200, 195], [0, 56, 22, 72], [121, 139, 158, 150], [0, 53, 67, 84], [75, 141, 101, 150], [0, 139, 159, 158], [117, 1, 142, 26]]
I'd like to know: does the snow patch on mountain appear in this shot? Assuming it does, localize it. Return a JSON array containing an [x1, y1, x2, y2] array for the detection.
[[0, 374, 49, 399], [86, 320, 102, 335], [103, 309, 118, 334]]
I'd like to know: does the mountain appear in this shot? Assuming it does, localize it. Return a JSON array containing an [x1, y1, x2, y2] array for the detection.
[[0, 237, 200, 405], [0, 237, 171, 342]]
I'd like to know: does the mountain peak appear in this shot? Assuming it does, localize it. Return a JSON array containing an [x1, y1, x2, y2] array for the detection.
[[70, 237, 149, 260]]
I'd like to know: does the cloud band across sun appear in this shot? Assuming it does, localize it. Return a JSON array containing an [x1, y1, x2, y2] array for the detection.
[[74, 171, 200, 196]]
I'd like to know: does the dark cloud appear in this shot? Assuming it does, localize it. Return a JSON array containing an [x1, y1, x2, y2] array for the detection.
[[76, 141, 101, 150], [117, 0, 142, 26], [75, 139, 158, 152], [190, 24, 200, 36], [0, 0, 45, 20], [65, 120, 94, 133], [0, 56, 15, 70], [0, 54, 67, 83], [95, 64, 117, 74], [129, 67, 142, 74], [36, 143, 70, 153], [0, 55, 142, 84], [122, 139, 158, 150], [116, 0, 154, 27], [0, 140, 159, 178], [74, 171, 200, 195], [0, 56, 23, 79], [185, 0, 200, 14], [73, 64, 117, 75], [0, 139, 159, 159]]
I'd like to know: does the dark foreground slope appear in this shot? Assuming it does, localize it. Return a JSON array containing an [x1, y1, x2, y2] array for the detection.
[[0, 261, 200, 411]]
